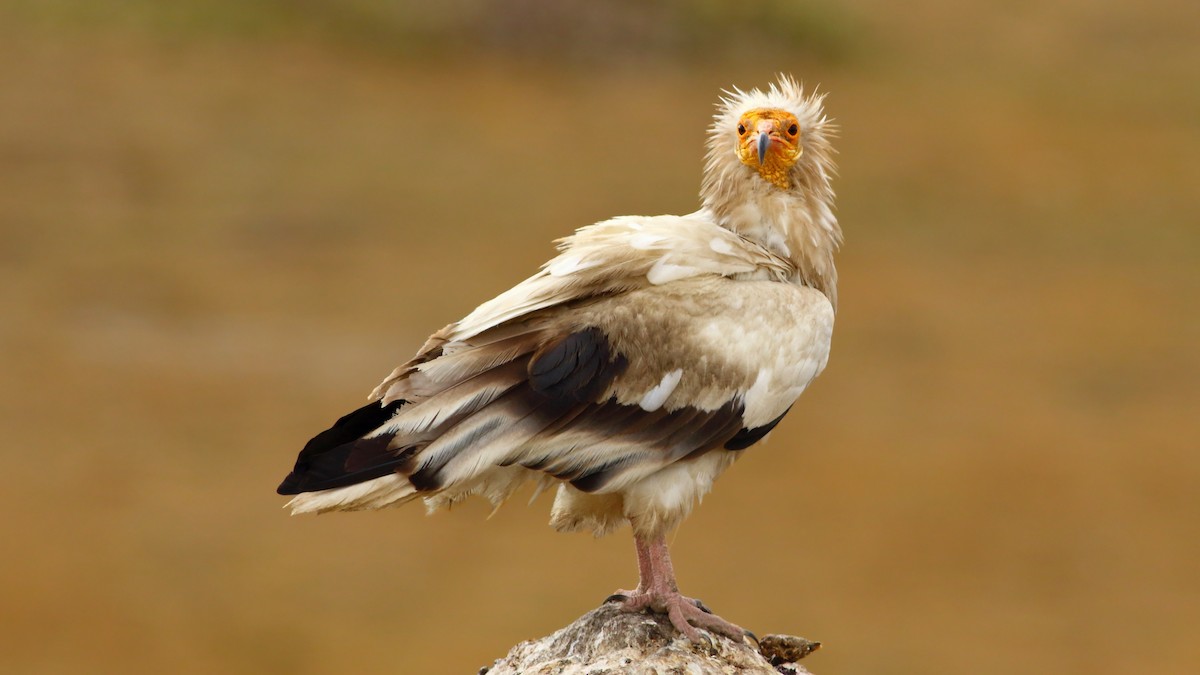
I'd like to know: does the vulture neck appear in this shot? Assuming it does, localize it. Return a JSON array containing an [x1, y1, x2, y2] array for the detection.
[[699, 170, 841, 309]]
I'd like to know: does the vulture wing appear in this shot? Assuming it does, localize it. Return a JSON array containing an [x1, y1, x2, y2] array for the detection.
[[278, 215, 832, 517]]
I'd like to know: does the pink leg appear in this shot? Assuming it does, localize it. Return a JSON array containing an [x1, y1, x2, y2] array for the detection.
[[612, 533, 749, 642], [610, 537, 653, 598]]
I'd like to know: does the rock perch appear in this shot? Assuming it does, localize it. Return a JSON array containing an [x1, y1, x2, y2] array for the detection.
[[482, 602, 820, 674]]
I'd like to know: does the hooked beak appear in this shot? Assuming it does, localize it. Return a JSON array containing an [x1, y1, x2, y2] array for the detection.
[[756, 132, 770, 165]]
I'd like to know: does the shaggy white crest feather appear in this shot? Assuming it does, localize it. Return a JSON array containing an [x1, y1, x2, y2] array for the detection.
[[700, 75, 841, 307]]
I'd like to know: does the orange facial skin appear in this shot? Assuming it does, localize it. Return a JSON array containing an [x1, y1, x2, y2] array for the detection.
[[734, 109, 803, 189]]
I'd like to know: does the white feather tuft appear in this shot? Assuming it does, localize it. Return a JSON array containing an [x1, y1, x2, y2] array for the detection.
[[638, 369, 683, 411]]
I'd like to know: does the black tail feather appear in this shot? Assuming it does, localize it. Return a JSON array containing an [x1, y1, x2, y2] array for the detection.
[[276, 400, 407, 495]]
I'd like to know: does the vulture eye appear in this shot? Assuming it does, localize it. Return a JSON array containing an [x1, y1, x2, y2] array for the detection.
[[737, 124, 746, 135], [787, 124, 799, 135]]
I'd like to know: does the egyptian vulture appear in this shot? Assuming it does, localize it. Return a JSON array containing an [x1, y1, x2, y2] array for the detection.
[[277, 75, 841, 641]]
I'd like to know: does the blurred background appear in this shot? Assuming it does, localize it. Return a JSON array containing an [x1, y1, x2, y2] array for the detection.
[[1, 1, 1197, 673]]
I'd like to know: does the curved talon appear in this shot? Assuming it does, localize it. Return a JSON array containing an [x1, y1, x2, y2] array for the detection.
[[603, 593, 630, 604], [694, 629, 718, 653]]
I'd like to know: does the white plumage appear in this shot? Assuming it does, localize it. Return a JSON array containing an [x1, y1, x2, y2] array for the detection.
[[277, 75, 841, 641]]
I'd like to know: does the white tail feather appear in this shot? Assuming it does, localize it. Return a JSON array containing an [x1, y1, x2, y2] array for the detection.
[[285, 474, 417, 515]]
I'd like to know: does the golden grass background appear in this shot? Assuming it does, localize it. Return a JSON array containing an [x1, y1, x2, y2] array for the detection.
[[1, 2, 1197, 673]]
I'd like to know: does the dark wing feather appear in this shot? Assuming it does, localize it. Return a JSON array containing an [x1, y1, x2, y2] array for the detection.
[[724, 406, 792, 451], [528, 327, 627, 402], [276, 400, 407, 495]]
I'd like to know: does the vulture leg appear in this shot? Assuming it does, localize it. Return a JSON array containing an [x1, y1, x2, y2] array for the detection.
[[614, 533, 749, 642]]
